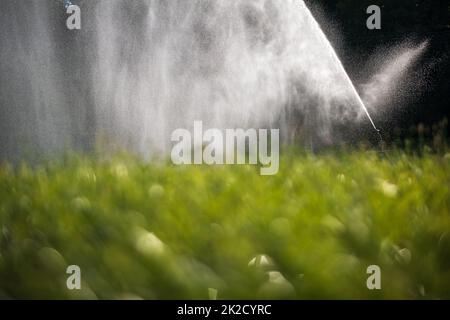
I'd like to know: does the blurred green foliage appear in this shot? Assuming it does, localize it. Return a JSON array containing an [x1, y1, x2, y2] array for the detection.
[[0, 150, 449, 299]]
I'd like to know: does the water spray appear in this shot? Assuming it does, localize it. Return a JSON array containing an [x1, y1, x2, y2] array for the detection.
[[301, 2, 384, 146], [354, 87, 385, 149], [5, 0, 426, 159]]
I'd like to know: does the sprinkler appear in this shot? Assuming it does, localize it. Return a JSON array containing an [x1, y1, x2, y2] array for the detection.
[[359, 97, 385, 150]]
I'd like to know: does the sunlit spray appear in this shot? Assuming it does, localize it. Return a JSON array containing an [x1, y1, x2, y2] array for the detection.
[[0, 0, 429, 160], [300, 2, 380, 134]]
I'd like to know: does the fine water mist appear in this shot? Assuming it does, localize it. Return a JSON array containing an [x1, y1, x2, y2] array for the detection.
[[0, 0, 428, 160], [92, 0, 372, 154], [361, 41, 429, 117]]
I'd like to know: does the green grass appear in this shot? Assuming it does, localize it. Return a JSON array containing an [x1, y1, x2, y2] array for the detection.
[[0, 150, 449, 299]]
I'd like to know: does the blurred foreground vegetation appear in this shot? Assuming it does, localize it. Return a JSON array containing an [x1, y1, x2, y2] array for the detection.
[[0, 149, 449, 299]]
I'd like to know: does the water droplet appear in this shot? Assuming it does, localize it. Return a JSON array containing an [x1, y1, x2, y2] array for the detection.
[[248, 254, 275, 269], [135, 229, 165, 256], [380, 180, 398, 198], [337, 174, 346, 182]]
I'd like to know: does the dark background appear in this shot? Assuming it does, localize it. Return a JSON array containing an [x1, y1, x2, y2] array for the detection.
[[306, 0, 450, 142]]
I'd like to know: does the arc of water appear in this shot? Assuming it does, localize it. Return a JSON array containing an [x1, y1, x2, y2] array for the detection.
[[301, 2, 380, 133]]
